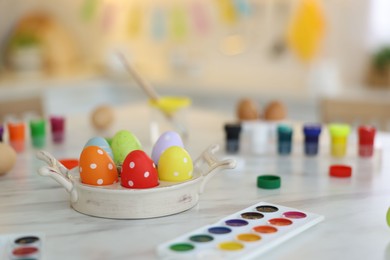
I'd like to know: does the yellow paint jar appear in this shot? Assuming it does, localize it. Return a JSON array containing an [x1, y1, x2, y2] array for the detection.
[[329, 124, 351, 158], [148, 96, 191, 145]]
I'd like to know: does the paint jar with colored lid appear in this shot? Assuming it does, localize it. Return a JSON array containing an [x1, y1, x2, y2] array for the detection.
[[50, 115, 66, 144], [240, 121, 269, 155], [149, 96, 191, 145], [224, 123, 242, 153], [7, 121, 26, 153], [29, 119, 46, 148], [328, 123, 350, 158], [277, 124, 293, 155], [303, 124, 322, 156], [358, 125, 376, 157], [0, 125, 3, 142]]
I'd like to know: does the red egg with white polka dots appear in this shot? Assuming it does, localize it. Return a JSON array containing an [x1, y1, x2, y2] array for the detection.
[[121, 150, 159, 189], [79, 146, 118, 186]]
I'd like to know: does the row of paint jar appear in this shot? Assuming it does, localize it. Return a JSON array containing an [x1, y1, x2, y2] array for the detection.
[[0, 116, 65, 153], [224, 122, 376, 158]]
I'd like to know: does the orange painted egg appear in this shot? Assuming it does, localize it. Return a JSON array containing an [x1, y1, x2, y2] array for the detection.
[[79, 146, 118, 186]]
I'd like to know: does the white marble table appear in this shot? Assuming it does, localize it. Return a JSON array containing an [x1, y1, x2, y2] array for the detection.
[[1, 103, 390, 260]]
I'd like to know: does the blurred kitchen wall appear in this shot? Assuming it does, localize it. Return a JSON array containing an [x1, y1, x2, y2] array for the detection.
[[0, 0, 383, 96]]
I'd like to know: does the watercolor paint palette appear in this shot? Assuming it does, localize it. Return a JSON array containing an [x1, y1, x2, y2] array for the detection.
[[0, 233, 44, 260], [157, 202, 324, 259]]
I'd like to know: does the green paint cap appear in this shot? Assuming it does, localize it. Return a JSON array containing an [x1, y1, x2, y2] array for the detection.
[[257, 175, 281, 189]]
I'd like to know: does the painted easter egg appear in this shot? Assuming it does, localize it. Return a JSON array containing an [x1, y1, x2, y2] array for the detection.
[[151, 131, 184, 165], [79, 146, 118, 186], [84, 136, 114, 159], [158, 146, 193, 182], [121, 150, 158, 189], [111, 130, 142, 165]]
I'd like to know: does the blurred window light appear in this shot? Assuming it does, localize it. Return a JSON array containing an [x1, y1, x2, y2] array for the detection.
[[369, 0, 390, 49]]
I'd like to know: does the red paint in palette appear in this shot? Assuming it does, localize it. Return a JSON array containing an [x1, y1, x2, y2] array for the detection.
[[268, 218, 293, 226], [12, 246, 38, 256]]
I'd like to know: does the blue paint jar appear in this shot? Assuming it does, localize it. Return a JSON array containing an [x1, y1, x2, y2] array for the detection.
[[277, 124, 293, 155], [303, 124, 322, 156]]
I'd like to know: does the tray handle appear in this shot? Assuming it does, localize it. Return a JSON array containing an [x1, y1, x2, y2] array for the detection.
[[36, 151, 78, 203], [194, 144, 236, 194]]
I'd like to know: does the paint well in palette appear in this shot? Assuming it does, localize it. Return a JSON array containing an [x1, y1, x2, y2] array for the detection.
[[283, 211, 307, 219], [236, 233, 261, 242], [208, 227, 232, 234], [268, 218, 293, 226], [225, 219, 248, 226], [157, 202, 324, 259], [253, 225, 278, 234], [241, 212, 264, 219], [218, 241, 244, 251], [169, 243, 194, 252], [189, 234, 213, 243], [256, 205, 278, 213], [14, 235, 40, 245], [12, 246, 38, 256]]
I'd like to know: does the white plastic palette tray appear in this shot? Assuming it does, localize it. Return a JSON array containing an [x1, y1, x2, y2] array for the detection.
[[0, 233, 44, 260], [157, 202, 324, 259]]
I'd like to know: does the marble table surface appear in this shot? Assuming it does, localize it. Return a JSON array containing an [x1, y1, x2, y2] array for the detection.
[[1, 103, 390, 260]]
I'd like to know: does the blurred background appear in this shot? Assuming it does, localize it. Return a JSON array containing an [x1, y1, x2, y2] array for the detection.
[[1, 0, 390, 129]]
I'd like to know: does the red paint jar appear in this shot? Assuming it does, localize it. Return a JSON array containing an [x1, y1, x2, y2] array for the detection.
[[358, 126, 376, 157]]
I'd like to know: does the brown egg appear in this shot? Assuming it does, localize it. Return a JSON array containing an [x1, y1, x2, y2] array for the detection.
[[91, 105, 114, 130], [264, 100, 287, 121], [236, 98, 260, 121], [0, 143, 17, 176]]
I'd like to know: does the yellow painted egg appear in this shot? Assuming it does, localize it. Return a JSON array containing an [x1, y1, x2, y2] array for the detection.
[[158, 146, 193, 182], [79, 146, 118, 186]]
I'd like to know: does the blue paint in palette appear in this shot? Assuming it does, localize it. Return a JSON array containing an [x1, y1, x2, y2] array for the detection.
[[208, 227, 231, 234]]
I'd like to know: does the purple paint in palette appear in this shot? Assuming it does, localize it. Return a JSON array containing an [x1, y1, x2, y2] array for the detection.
[[157, 202, 324, 259]]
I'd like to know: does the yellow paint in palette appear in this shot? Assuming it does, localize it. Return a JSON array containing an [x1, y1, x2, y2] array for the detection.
[[218, 241, 244, 251]]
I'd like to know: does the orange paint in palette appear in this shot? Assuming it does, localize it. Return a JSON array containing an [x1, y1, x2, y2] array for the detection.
[[157, 202, 324, 259], [0, 233, 44, 259]]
